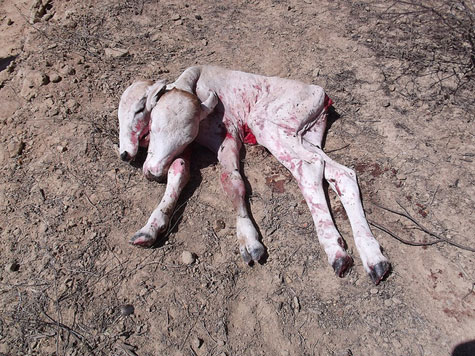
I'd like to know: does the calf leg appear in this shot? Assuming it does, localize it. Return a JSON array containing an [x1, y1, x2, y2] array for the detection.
[[217, 135, 265, 263], [302, 135, 390, 284], [286, 156, 353, 276], [130, 156, 190, 247], [323, 158, 390, 284]]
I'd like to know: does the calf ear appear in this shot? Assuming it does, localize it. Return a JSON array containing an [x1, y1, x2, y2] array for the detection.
[[146, 80, 167, 112]]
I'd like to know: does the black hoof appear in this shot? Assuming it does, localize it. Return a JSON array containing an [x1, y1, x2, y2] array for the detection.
[[129, 232, 156, 248], [240, 246, 252, 264], [249, 245, 265, 262], [368, 261, 391, 285], [332, 255, 353, 277]]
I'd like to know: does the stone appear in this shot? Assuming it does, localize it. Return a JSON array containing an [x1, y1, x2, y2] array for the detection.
[[215, 219, 225, 231], [181, 250, 196, 265], [120, 304, 134, 316], [50, 73, 62, 83], [191, 337, 202, 349], [60, 65, 76, 76], [8, 141, 25, 158], [104, 47, 129, 58], [7, 262, 20, 272]]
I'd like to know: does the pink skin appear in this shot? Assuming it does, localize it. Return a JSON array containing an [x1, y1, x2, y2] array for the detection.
[[138, 65, 390, 283]]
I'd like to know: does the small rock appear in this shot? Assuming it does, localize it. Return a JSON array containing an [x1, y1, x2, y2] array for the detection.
[[201, 39, 208, 46], [382, 101, 390, 108], [7, 18, 13, 25], [104, 47, 129, 58], [7, 262, 20, 272], [293, 296, 300, 312], [60, 65, 76, 76], [30, 71, 50, 87], [215, 219, 225, 231], [57, 145, 67, 153], [195, 14, 202, 20], [8, 141, 25, 158], [120, 304, 134, 316], [191, 337, 202, 349], [392, 297, 401, 304], [171, 13, 181, 21], [217, 340, 225, 347], [384, 299, 392, 307], [370, 288, 378, 295], [181, 251, 196, 265], [50, 73, 62, 83]]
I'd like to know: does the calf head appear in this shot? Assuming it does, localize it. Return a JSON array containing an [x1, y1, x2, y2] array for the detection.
[[118, 80, 167, 162], [143, 88, 202, 182]]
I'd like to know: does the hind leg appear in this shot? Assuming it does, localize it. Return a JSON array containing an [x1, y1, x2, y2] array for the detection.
[[302, 130, 390, 284], [288, 156, 353, 276], [323, 158, 390, 284], [260, 136, 353, 276]]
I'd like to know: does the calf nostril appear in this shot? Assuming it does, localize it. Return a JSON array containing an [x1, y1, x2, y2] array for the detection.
[[120, 151, 130, 162]]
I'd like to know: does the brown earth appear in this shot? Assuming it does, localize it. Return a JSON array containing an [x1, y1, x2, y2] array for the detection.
[[0, 1, 474, 356]]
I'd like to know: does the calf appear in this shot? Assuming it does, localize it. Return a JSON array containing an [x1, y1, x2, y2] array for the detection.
[[118, 65, 390, 284]]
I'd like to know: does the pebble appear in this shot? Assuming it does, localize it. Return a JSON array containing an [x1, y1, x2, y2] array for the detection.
[[215, 219, 225, 231], [50, 73, 62, 83], [8, 141, 25, 158], [384, 299, 392, 307], [217, 340, 225, 347], [104, 47, 129, 58], [120, 304, 134, 316], [171, 14, 181, 21], [7, 18, 13, 25], [370, 288, 378, 295], [191, 337, 202, 349], [181, 250, 196, 265], [195, 14, 202, 20], [7, 262, 20, 272], [293, 296, 300, 312], [60, 65, 76, 76], [382, 101, 391, 107], [30, 71, 50, 87]]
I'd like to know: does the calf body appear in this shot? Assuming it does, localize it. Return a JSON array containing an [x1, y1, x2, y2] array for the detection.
[[119, 65, 390, 284]]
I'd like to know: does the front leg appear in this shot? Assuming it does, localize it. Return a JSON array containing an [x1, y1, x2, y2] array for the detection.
[[218, 134, 265, 263], [130, 155, 190, 247]]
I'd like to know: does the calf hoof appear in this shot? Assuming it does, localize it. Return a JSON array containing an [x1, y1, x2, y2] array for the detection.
[[129, 232, 156, 248], [368, 261, 391, 285], [240, 242, 265, 264], [332, 255, 353, 277]]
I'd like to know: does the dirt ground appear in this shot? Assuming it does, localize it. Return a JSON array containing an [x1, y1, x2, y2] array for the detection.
[[1, 1, 474, 355]]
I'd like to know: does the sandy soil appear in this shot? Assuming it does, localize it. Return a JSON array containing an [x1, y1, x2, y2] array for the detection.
[[0, 1, 474, 355]]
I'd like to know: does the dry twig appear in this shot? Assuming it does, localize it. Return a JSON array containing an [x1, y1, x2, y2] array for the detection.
[[371, 202, 475, 252]]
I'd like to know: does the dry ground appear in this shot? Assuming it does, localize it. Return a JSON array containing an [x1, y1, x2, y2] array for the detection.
[[0, 1, 474, 355]]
